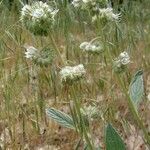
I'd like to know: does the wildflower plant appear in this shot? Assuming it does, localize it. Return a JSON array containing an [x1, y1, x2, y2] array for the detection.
[[20, 1, 58, 36], [72, 0, 120, 25], [2, 0, 149, 149]]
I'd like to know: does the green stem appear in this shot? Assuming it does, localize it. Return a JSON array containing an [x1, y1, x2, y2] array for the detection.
[[117, 74, 150, 145], [49, 34, 66, 66], [71, 86, 94, 150]]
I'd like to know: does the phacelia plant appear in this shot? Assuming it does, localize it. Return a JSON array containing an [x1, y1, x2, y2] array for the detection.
[[21, 1, 58, 36]]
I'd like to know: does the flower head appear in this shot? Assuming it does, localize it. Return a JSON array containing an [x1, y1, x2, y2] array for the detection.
[[24, 45, 54, 66], [35, 47, 55, 66], [24, 46, 38, 59], [80, 41, 103, 54], [72, 0, 108, 10], [92, 7, 120, 22], [118, 51, 130, 65], [60, 64, 86, 84], [21, 1, 58, 36], [113, 51, 130, 73], [72, 0, 82, 7], [21, 5, 31, 16]]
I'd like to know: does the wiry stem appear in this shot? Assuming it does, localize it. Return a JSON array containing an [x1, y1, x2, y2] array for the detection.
[[71, 86, 94, 150], [49, 34, 66, 66]]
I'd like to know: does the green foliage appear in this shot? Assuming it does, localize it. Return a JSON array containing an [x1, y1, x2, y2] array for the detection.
[[105, 124, 126, 150], [0, 0, 150, 149], [129, 70, 144, 107], [46, 108, 75, 129], [34, 47, 55, 67]]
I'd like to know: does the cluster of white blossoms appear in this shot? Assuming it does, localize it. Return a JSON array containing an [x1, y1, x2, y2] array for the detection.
[[21, 1, 58, 36], [25, 46, 38, 59], [118, 51, 130, 65], [72, 0, 96, 8], [80, 41, 103, 54], [59, 64, 86, 84], [92, 7, 120, 22], [72, 0, 82, 7], [72, 0, 120, 22], [24, 45, 54, 66], [113, 51, 130, 73], [72, 0, 108, 10]]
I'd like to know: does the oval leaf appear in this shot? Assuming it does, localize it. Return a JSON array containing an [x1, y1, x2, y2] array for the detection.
[[46, 108, 75, 129], [105, 124, 126, 150], [129, 70, 144, 107]]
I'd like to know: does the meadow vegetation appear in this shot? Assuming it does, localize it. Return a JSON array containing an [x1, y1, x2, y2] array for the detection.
[[0, 0, 150, 149]]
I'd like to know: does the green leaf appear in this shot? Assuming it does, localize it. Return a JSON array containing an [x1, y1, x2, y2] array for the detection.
[[105, 124, 126, 150], [129, 70, 144, 106], [46, 108, 75, 129]]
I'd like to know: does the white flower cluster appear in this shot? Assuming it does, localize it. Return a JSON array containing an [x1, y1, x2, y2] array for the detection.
[[59, 64, 86, 84], [25, 46, 38, 59], [72, 0, 82, 7], [72, 0, 96, 8], [118, 51, 130, 65], [24, 45, 54, 66], [72, 0, 120, 22], [80, 41, 103, 54], [72, 0, 108, 11], [81, 105, 99, 120], [21, 1, 58, 36], [113, 51, 130, 73], [92, 8, 120, 22]]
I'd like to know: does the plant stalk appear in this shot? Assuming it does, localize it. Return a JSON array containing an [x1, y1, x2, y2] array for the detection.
[[117, 74, 150, 145]]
